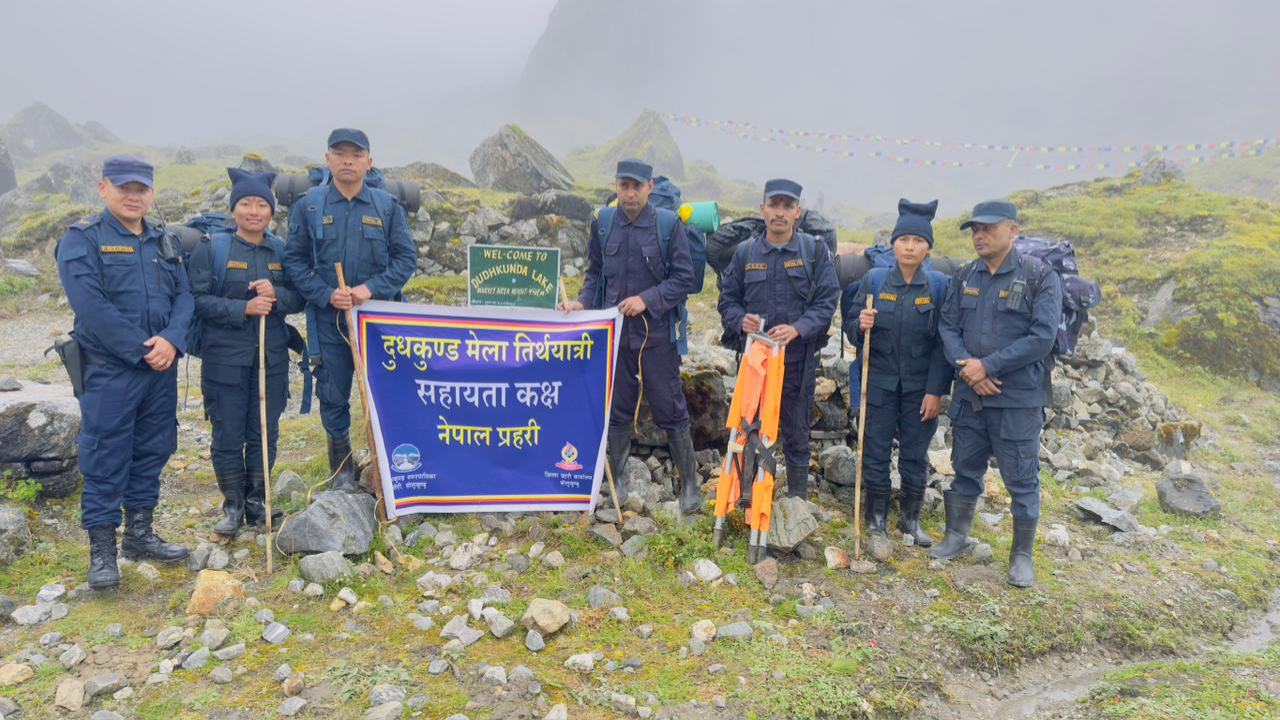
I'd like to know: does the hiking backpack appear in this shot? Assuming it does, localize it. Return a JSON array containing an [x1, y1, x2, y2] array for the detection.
[[954, 236, 1102, 358], [593, 176, 708, 355], [717, 232, 826, 352]]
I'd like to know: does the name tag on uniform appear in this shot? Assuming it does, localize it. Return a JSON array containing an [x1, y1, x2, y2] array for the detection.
[[783, 259, 804, 269], [878, 292, 897, 302], [999, 290, 1009, 299], [744, 263, 768, 271], [964, 287, 980, 296], [915, 297, 933, 306], [267, 263, 283, 271], [99, 245, 134, 254], [226, 261, 248, 270], [361, 216, 384, 227], [322, 215, 334, 225]]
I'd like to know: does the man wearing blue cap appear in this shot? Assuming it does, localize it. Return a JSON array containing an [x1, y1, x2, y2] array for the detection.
[[846, 199, 952, 560], [56, 155, 194, 589], [933, 200, 1063, 588], [284, 129, 416, 492], [717, 179, 839, 498], [561, 159, 703, 514], [190, 169, 306, 536]]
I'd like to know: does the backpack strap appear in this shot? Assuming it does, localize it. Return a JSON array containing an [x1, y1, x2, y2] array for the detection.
[[592, 206, 618, 308], [655, 207, 677, 267], [926, 269, 948, 335], [652, 207, 681, 347], [864, 266, 889, 303], [303, 185, 328, 265], [209, 233, 234, 296]]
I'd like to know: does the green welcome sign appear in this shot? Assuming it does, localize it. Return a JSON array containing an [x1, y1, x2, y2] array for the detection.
[[467, 244, 562, 309]]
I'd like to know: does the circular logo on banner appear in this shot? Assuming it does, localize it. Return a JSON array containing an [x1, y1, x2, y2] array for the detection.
[[391, 443, 422, 473], [555, 442, 583, 471]]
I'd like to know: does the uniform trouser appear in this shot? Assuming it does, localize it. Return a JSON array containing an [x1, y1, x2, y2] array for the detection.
[[862, 386, 937, 495], [779, 351, 816, 467], [77, 363, 178, 529], [609, 340, 689, 433], [201, 361, 288, 481], [314, 339, 356, 438], [949, 399, 1044, 522]]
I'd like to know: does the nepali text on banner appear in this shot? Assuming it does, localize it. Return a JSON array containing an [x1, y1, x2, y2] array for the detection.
[[353, 301, 622, 516]]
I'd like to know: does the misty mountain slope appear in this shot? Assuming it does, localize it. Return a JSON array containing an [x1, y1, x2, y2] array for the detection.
[[930, 170, 1280, 385], [1188, 153, 1280, 204]]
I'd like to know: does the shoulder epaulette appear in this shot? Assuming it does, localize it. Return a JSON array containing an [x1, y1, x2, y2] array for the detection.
[[70, 214, 102, 230]]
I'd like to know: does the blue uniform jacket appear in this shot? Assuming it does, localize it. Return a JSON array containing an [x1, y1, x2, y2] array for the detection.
[[56, 210, 194, 366], [577, 203, 693, 349], [283, 183, 416, 338], [188, 233, 306, 371], [850, 264, 952, 398], [717, 232, 839, 357], [939, 248, 1063, 408]]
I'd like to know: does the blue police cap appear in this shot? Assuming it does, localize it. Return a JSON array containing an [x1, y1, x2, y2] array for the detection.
[[327, 128, 370, 151], [960, 199, 1018, 230], [763, 178, 802, 200], [102, 155, 154, 189], [615, 159, 653, 182]]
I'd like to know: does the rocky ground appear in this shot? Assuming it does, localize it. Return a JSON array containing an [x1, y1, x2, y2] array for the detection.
[[1, 267, 1279, 720], [1, 132, 1278, 718]]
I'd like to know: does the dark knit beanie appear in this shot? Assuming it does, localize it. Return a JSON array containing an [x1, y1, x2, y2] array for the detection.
[[890, 198, 938, 247], [228, 168, 276, 214]]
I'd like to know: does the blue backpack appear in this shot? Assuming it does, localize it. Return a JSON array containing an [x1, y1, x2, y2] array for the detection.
[[842, 264, 949, 409], [649, 176, 708, 294], [593, 197, 704, 355]]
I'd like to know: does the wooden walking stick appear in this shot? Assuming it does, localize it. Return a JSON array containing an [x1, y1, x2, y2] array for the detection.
[[335, 263, 389, 522], [853, 294, 874, 560], [559, 278, 623, 519], [258, 315, 274, 574]]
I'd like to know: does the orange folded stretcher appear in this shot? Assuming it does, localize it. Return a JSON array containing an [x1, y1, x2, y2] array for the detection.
[[712, 333, 786, 564]]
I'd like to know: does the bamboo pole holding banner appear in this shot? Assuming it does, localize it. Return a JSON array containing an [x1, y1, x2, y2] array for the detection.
[[559, 277, 624, 520], [259, 315, 274, 574], [335, 263, 388, 522], [853, 294, 874, 560]]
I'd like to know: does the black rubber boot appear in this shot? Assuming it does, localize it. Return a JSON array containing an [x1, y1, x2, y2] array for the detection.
[[86, 525, 120, 590], [606, 427, 632, 506], [865, 489, 891, 561], [121, 506, 189, 562], [212, 471, 246, 537], [327, 434, 359, 493], [897, 489, 934, 548], [1008, 516, 1038, 588], [244, 473, 284, 527], [668, 428, 702, 515], [928, 492, 977, 561], [786, 463, 809, 499]]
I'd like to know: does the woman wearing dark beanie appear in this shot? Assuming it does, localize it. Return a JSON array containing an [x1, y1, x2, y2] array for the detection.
[[848, 199, 953, 561], [188, 169, 305, 536]]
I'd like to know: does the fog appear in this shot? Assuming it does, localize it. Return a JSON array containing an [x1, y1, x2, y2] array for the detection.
[[3, 0, 1277, 209]]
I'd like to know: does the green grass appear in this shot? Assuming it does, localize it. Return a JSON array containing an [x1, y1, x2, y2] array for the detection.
[[1086, 644, 1280, 719]]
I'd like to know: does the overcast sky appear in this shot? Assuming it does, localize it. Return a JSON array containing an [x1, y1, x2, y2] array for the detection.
[[0, 0, 557, 148], [3, 0, 1277, 208]]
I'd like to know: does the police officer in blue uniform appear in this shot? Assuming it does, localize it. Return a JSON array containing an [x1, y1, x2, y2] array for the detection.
[[847, 200, 952, 560], [190, 169, 306, 536], [56, 156, 193, 590], [933, 200, 1062, 588], [718, 179, 839, 498], [560, 159, 702, 514], [284, 129, 416, 492]]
